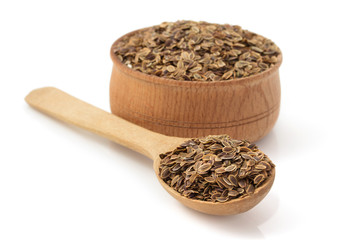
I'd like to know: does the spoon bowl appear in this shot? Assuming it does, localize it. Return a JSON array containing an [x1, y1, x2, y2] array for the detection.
[[25, 87, 275, 215], [155, 160, 275, 215]]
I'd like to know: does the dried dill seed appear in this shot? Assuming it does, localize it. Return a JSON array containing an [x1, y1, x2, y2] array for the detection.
[[113, 20, 280, 82], [158, 135, 275, 203]]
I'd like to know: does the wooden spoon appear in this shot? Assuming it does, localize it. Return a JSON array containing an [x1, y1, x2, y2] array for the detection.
[[25, 87, 275, 215]]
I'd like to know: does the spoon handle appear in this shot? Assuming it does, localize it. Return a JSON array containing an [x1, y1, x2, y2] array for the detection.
[[25, 87, 178, 160]]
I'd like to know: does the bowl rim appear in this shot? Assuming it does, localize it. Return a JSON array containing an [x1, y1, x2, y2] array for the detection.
[[110, 27, 282, 87]]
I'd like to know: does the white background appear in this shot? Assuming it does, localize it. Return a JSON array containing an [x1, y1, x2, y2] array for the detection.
[[1, 0, 342, 239]]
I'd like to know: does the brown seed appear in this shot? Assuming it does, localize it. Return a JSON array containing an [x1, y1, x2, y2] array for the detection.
[[193, 161, 202, 172], [237, 188, 245, 194], [189, 172, 198, 183], [208, 144, 223, 150], [202, 154, 216, 161], [194, 153, 204, 161], [217, 177, 231, 188], [235, 61, 250, 68], [238, 179, 247, 188], [222, 189, 229, 197], [193, 73, 203, 80], [241, 161, 248, 170], [222, 70, 234, 80], [259, 161, 271, 170], [171, 164, 181, 172], [247, 159, 256, 167], [216, 196, 229, 202], [220, 152, 235, 160], [216, 59, 226, 67], [176, 176, 184, 188], [254, 174, 265, 185], [238, 146, 250, 153], [166, 65, 176, 72], [258, 62, 269, 69], [198, 163, 212, 173], [171, 175, 181, 187], [222, 177, 233, 187], [261, 170, 269, 179], [215, 167, 226, 174], [211, 193, 221, 202], [228, 190, 239, 197], [204, 176, 216, 183], [238, 169, 247, 178], [251, 46, 263, 53], [160, 167, 170, 179], [225, 164, 237, 172], [255, 164, 267, 170], [241, 153, 253, 160], [246, 184, 255, 195], [189, 65, 202, 73], [222, 146, 233, 152], [228, 175, 238, 186]]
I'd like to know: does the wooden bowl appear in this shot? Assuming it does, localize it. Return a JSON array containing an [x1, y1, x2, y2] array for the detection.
[[109, 29, 282, 142]]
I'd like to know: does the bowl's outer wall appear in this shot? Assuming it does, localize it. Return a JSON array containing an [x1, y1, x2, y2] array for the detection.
[[109, 57, 281, 142], [110, 29, 281, 142]]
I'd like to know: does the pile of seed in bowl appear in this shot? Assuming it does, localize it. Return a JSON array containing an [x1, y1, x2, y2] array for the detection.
[[158, 135, 275, 203], [113, 20, 281, 81]]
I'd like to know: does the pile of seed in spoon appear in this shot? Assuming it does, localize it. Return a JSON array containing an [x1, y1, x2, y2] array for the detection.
[[159, 135, 275, 203], [113, 20, 280, 81]]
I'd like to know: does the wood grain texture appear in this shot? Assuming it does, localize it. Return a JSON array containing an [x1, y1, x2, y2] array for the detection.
[[25, 87, 275, 215], [25, 87, 184, 160], [109, 32, 282, 142]]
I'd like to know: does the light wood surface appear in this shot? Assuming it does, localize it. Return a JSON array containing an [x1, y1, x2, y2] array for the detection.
[[25, 87, 275, 215], [24, 87, 183, 160], [109, 30, 282, 142]]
